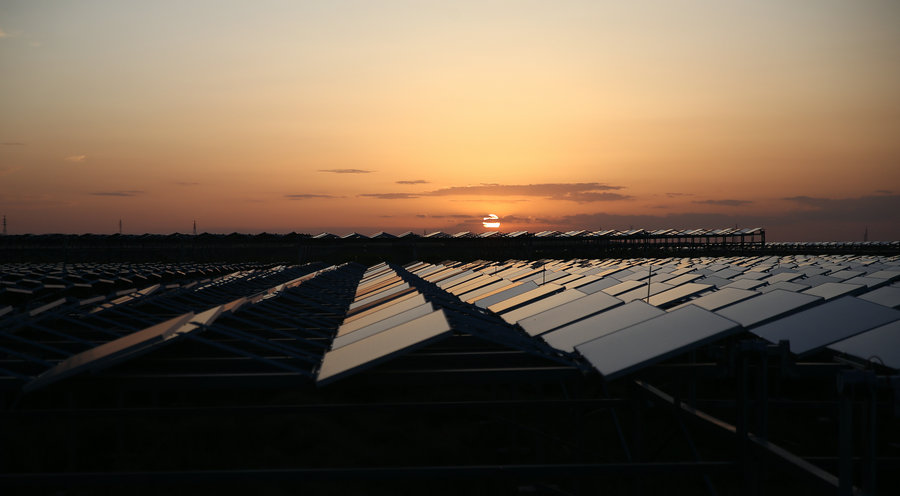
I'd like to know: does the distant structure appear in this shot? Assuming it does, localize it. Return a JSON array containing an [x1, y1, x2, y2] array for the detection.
[[864, 226, 869, 242], [118, 219, 122, 235], [2, 215, 6, 235], [193, 220, 197, 236]]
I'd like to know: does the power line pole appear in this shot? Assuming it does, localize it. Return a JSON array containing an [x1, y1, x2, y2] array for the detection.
[[119, 219, 122, 234], [193, 220, 197, 236], [2, 215, 6, 235]]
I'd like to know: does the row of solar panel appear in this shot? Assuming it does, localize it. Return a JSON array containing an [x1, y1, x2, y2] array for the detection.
[[4, 255, 899, 392], [311, 227, 765, 239], [0, 262, 283, 315], [16, 263, 350, 390], [399, 255, 900, 378]]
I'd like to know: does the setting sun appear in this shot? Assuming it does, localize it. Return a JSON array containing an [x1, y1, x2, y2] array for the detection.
[[483, 214, 501, 229]]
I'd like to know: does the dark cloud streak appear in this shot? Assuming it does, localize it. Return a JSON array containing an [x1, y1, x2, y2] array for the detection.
[[90, 190, 145, 197], [359, 193, 420, 200], [693, 199, 753, 207], [285, 194, 339, 199], [422, 182, 631, 203], [318, 169, 375, 174]]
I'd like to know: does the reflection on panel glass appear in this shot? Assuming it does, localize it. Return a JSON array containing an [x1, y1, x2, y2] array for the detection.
[[716, 289, 822, 328], [317, 310, 452, 385], [518, 291, 624, 337], [751, 296, 900, 355], [828, 320, 900, 370], [542, 300, 664, 352], [575, 305, 740, 381]]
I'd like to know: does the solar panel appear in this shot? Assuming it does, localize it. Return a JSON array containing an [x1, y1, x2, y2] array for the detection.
[[518, 291, 624, 336], [602, 280, 646, 296], [716, 289, 822, 328], [515, 270, 570, 285], [733, 271, 771, 281], [447, 274, 495, 295], [355, 276, 403, 298], [341, 291, 423, 325], [423, 267, 462, 282], [761, 272, 802, 284], [472, 281, 538, 308], [25, 310, 205, 392], [459, 279, 515, 302], [349, 282, 411, 310], [798, 275, 840, 287], [316, 309, 452, 385], [436, 270, 476, 289], [670, 287, 759, 312], [551, 273, 585, 286], [616, 282, 674, 303], [842, 276, 892, 289], [488, 283, 565, 313], [332, 302, 436, 349], [697, 276, 735, 288], [337, 293, 428, 336], [663, 273, 703, 287], [867, 270, 900, 281], [542, 300, 664, 352], [575, 305, 741, 381], [709, 268, 745, 279], [722, 279, 767, 290], [499, 289, 586, 324], [648, 283, 713, 308], [828, 320, 900, 370], [570, 277, 620, 294], [858, 285, 900, 308], [751, 297, 900, 355], [828, 269, 865, 281], [758, 281, 810, 294], [357, 272, 399, 290], [801, 282, 865, 300]]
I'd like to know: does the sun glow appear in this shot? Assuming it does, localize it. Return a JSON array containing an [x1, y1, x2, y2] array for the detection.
[[482, 214, 500, 229]]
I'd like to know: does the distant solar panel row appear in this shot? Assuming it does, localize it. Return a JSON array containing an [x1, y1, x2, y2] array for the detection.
[[310, 227, 766, 240]]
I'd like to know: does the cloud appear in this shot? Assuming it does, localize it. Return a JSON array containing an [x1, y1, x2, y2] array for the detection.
[[666, 192, 693, 198], [424, 182, 631, 202], [90, 190, 144, 197], [693, 199, 753, 207], [318, 169, 374, 174], [359, 193, 420, 200], [285, 194, 339, 199], [2, 142, 25, 146], [875, 190, 892, 195], [174, 181, 200, 186], [396, 179, 429, 185], [426, 214, 472, 219], [65, 155, 87, 163]]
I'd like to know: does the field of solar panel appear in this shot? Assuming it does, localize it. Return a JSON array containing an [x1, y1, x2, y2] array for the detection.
[[2, 254, 899, 494]]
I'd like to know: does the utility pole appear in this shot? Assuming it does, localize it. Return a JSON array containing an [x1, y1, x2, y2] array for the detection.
[[118, 219, 122, 234], [864, 226, 868, 242], [2, 215, 6, 235], [193, 220, 197, 236]]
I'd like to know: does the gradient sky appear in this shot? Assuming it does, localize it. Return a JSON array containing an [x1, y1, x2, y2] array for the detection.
[[2, 1, 899, 240]]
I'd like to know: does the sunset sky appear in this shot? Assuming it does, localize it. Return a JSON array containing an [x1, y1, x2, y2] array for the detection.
[[2, 1, 899, 240]]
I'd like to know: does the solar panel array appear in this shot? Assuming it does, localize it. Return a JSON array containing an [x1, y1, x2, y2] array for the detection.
[[2, 253, 899, 391]]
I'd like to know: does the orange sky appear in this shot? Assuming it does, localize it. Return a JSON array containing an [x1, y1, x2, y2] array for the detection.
[[1, 1, 899, 240]]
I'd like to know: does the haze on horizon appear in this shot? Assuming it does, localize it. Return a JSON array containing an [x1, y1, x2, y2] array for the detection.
[[1, 1, 899, 241]]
